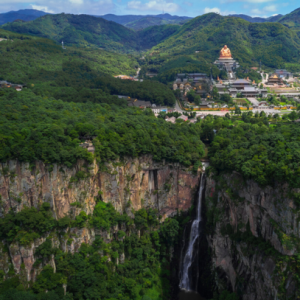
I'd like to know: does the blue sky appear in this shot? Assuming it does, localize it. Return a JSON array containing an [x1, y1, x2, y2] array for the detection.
[[0, 0, 298, 17]]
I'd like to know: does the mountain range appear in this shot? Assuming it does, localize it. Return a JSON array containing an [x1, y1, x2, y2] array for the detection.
[[0, 9, 49, 25], [229, 14, 283, 23], [100, 13, 191, 30], [1, 8, 300, 31], [1, 13, 182, 52]]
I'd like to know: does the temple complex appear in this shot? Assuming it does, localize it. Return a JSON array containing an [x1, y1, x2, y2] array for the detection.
[[267, 73, 284, 86], [213, 45, 240, 76]]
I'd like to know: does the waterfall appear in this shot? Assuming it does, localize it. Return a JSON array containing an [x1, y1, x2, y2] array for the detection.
[[179, 174, 205, 291]]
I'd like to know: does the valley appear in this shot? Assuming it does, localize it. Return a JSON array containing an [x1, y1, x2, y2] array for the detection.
[[0, 6, 300, 300]]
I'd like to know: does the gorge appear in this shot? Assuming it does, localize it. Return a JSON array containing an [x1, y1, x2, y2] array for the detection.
[[1, 155, 299, 300]]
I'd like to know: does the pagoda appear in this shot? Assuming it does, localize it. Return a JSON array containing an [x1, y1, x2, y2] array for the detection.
[[266, 73, 284, 86], [213, 45, 240, 73]]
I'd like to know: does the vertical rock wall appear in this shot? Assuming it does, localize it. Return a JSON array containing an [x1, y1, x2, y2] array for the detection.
[[0, 156, 200, 219], [205, 172, 300, 300], [0, 156, 202, 283]]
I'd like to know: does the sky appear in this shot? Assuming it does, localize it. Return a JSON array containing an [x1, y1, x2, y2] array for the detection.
[[0, 0, 299, 18]]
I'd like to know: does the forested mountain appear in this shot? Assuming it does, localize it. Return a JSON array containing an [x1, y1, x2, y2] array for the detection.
[[124, 17, 177, 31], [277, 7, 300, 37], [1, 14, 183, 52], [1, 14, 140, 52], [229, 14, 283, 23], [0, 9, 49, 25], [0, 28, 138, 82], [150, 13, 300, 72], [101, 13, 191, 29]]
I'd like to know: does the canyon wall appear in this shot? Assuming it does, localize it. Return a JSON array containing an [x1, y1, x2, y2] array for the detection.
[[205, 172, 300, 300], [0, 156, 201, 283], [0, 156, 200, 219]]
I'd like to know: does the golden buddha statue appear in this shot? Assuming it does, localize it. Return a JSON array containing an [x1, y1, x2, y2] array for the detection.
[[219, 45, 232, 59]]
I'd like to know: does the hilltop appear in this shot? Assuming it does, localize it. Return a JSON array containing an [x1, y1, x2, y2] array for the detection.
[[277, 8, 300, 37], [0, 9, 49, 25], [1, 13, 181, 52], [0, 28, 138, 83], [149, 13, 300, 72], [101, 13, 191, 30], [1, 14, 140, 52]]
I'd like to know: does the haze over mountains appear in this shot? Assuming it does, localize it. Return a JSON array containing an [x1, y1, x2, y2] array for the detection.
[[2, 10, 300, 74], [1, 7, 300, 31], [0, 9, 49, 25]]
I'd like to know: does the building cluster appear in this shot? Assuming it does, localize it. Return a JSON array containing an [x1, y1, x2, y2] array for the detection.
[[216, 78, 268, 98], [274, 69, 293, 80], [173, 73, 210, 96], [0, 81, 23, 91], [165, 115, 199, 124]]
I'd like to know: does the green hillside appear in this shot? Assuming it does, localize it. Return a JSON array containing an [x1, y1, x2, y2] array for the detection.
[[0, 29, 138, 84], [138, 24, 180, 49], [1, 14, 182, 52], [150, 13, 300, 72], [2, 14, 140, 52], [278, 8, 300, 41], [126, 16, 188, 31], [126, 16, 171, 30]]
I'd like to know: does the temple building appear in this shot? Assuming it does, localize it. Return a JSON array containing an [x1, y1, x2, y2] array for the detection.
[[275, 69, 293, 79], [267, 73, 284, 86], [213, 45, 240, 75]]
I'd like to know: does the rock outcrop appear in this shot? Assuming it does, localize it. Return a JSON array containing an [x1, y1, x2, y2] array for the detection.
[[0, 156, 200, 219], [0, 156, 201, 283], [205, 172, 300, 300]]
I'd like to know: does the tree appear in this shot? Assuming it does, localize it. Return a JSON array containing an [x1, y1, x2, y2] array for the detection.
[[260, 111, 266, 117], [211, 87, 219, 100], [194, 95, 201, 106], [187, 90, 196, 102], [288, 111, 298, 121], [235, 106, 241, 115], [220, 94, 231, 103]]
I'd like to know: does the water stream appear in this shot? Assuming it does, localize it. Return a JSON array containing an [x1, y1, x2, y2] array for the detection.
[[179, 174, 205, 292]]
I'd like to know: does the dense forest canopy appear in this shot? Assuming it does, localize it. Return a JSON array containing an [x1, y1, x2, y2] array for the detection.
[[205, 114, 300, 187], [0, 28, 138, 81], [0, 89, 204, 167]]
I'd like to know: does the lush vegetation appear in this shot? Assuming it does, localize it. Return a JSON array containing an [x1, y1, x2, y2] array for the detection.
[[1, 14, 183, 52], [0, 89, 204, 166], [205, 112, 300, 187], [0, 197, 192, 300], [0, 28, 138, 82], [1, 14, 140, 53], [142, 13, 300, 81]]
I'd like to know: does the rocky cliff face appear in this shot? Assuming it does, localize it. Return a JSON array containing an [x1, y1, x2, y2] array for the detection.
[[205, 172, 300, 300], [0, 156, 200, 219], [0, 156, 201, 283]]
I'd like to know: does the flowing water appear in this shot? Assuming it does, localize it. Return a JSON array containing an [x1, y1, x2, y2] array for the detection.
[[179, 175, 205, 292]]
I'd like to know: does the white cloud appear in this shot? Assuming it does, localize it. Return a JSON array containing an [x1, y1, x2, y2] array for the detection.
[[69, 0, 84, 4], [0, 0, 116, 15], [222, 0, 274, 3], [264, 4, 277, 12], [183, 1, 192, 7], [204, 7, 221, 14], [127, 0, 180, 12], [251, 4, 277, 15], [204, 7, 235, 15], [31, 5, 55, 13]]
